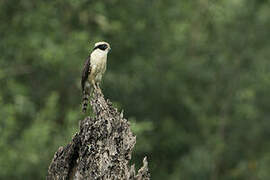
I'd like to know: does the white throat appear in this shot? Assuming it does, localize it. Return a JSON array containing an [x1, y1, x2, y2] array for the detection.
[[90, 49, 108, 69]]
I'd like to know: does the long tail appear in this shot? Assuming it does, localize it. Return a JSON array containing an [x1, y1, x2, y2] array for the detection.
[[82, 89, 90, 113]]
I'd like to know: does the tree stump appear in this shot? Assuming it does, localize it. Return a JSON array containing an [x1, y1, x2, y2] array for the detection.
[[47, 87, 150, 180]]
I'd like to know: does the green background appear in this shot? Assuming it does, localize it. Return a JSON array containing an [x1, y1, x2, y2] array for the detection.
[[1, 0, 270, 179]]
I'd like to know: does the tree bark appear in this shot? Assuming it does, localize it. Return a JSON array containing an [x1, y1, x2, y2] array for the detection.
[[47, 87, 150, 180]]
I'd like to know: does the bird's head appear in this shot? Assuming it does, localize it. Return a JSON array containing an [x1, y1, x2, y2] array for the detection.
[[93, 41, 111, 53]]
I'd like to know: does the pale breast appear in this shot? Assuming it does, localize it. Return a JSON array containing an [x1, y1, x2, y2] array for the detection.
[[90, 50, 107, 82]]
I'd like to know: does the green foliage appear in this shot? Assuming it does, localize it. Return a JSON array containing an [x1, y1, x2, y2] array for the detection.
[[1, 0, 270, 179]]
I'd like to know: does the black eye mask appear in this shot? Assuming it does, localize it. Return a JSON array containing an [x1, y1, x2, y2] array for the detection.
[[93, 44, 108, 51]]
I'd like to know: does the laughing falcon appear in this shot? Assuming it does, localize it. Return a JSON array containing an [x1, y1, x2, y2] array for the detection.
[[81, 41, 111, 113]]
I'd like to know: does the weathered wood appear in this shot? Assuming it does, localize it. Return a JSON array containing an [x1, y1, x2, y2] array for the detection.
[[47, 87, 150, 180]]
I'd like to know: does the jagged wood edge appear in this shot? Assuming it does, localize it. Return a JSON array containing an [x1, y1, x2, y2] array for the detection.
[[47, 87, 150, 180]]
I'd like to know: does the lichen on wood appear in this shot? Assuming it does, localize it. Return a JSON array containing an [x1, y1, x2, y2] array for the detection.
[[47, 87, 150, 180]]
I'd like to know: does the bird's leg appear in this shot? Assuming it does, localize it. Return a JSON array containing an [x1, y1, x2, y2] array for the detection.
[[94, 82, 101, 93], [92, 80, 97, 90], [96, 82, 102, 93]]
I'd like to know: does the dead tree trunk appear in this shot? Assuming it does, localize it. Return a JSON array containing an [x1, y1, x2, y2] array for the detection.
[[47, 87, 150, 180]]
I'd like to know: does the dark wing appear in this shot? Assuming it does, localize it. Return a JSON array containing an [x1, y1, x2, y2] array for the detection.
[[81, 56, 91, 92]]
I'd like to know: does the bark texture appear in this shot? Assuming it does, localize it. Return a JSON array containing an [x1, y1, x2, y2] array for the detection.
[[47, 87, 150, 180]]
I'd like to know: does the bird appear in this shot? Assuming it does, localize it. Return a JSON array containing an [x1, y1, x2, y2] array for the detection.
[[81, 41, 111, 113]]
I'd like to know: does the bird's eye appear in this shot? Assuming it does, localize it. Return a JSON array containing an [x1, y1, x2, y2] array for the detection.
[[94, 44, 107, 51], [101, 44, 107, 50]]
